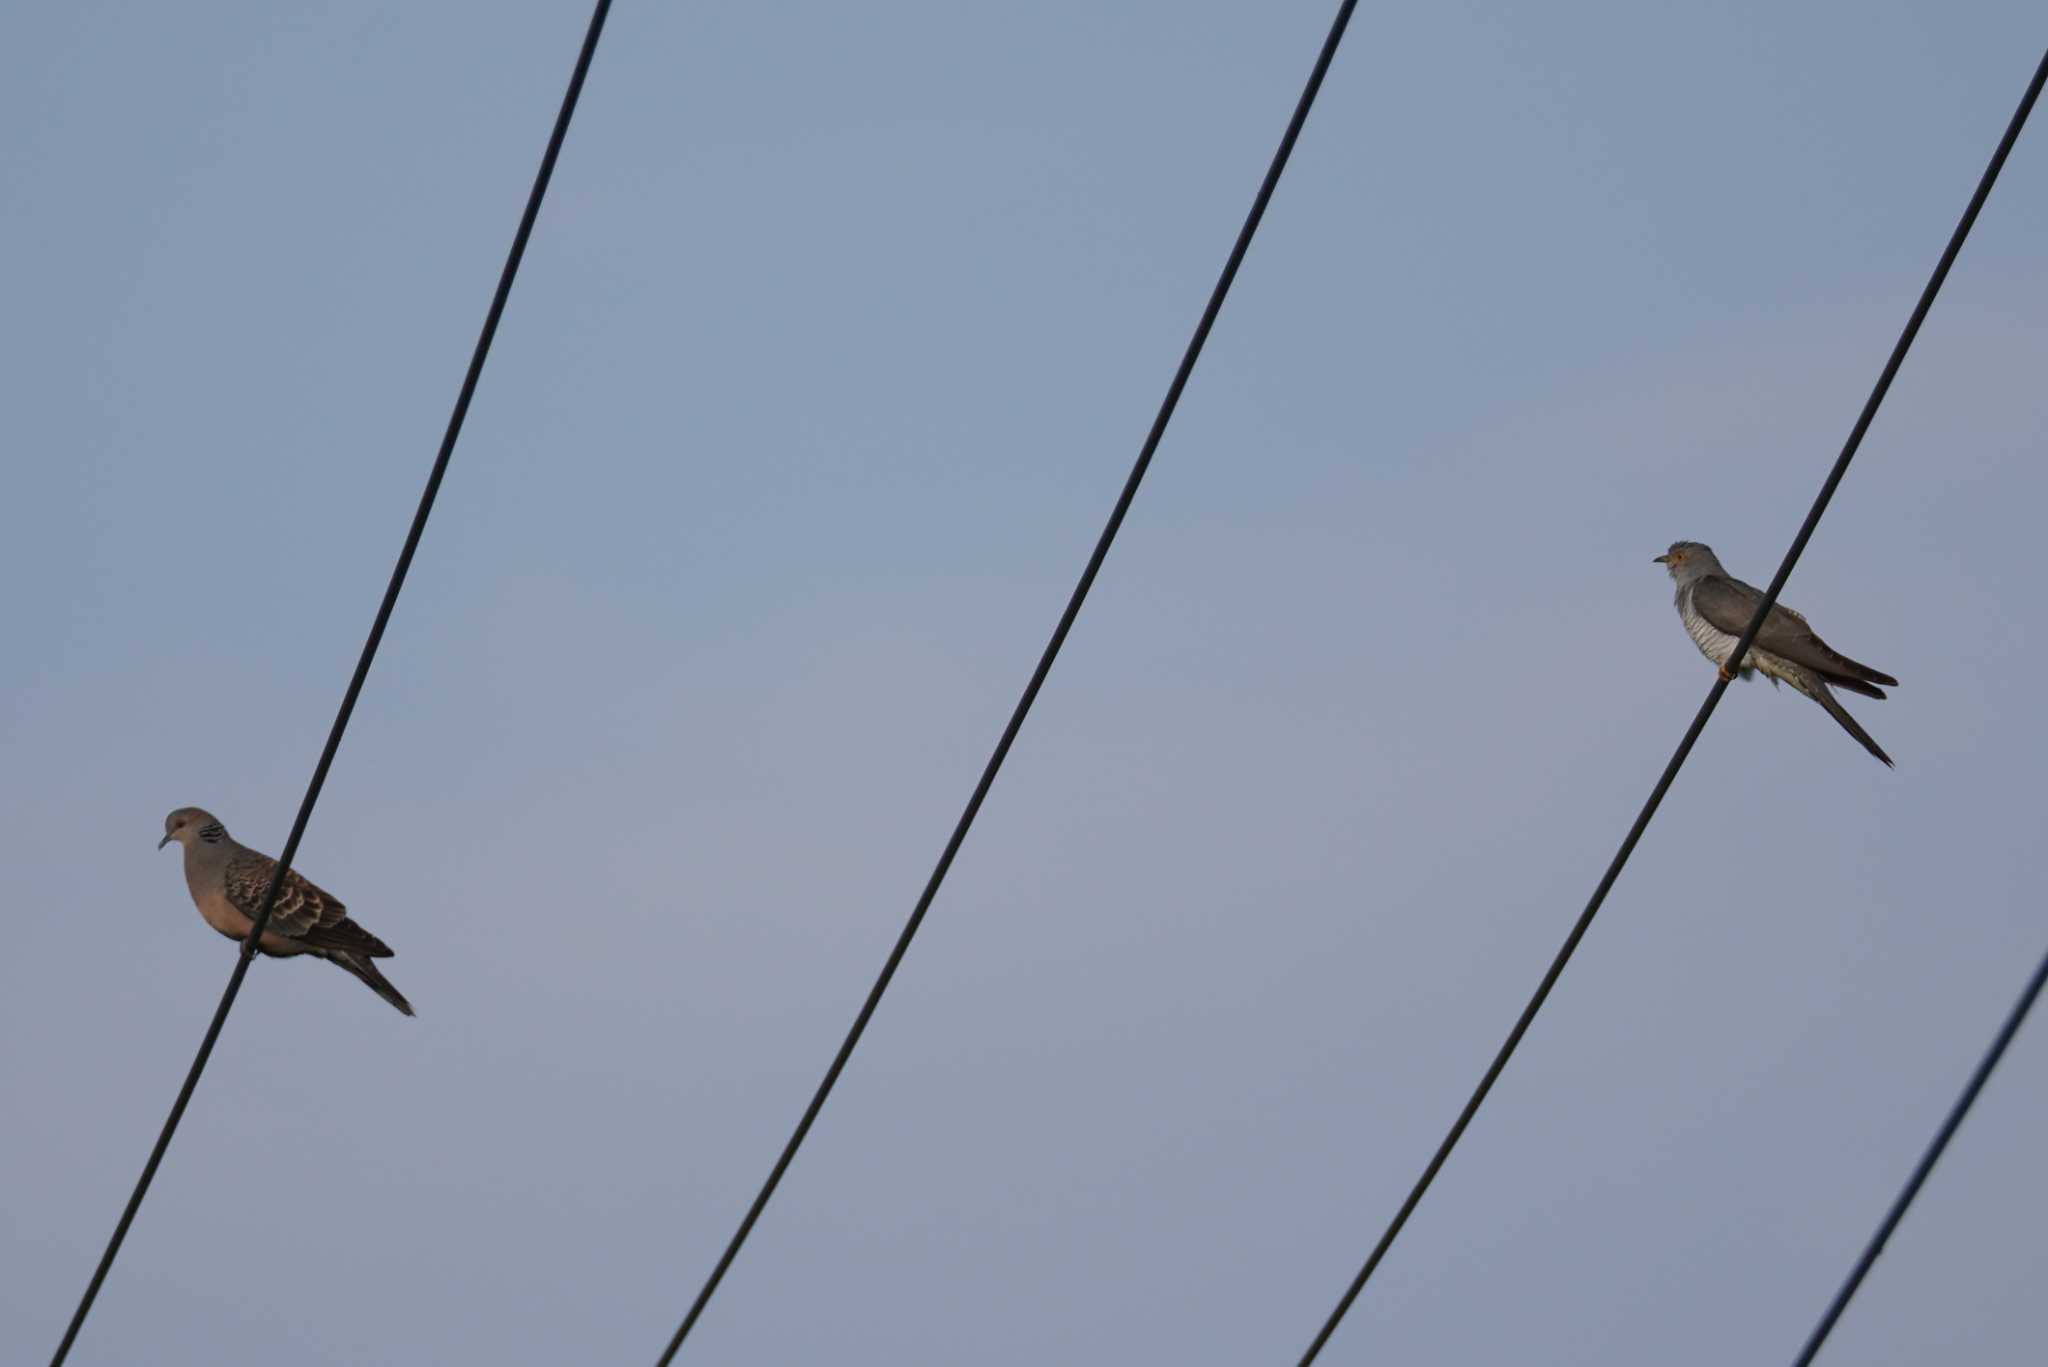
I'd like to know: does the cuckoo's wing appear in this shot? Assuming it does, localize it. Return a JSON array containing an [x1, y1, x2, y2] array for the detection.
[[1690, 574, 1897, 695]]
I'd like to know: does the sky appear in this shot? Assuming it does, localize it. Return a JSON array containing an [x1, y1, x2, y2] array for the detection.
[[4, 2, 2046, 1363]]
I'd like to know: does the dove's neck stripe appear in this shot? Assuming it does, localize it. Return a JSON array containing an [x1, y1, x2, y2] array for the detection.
[[197, 822, 226, 844]]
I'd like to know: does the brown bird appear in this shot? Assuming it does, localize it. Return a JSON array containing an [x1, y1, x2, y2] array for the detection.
[[159, 807, 414, 1015]]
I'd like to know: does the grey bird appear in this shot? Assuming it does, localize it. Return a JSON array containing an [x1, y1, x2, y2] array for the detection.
[[1655, 541, 1898, 767], [159, 807, 415, 1015]]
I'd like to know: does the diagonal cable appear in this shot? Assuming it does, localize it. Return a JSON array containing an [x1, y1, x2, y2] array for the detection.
[[1295, 43, 2048, 1367], [653, 2, 1362, 1359], [48, 4, 615, 1362], [1790, 939, 2048, 1366]]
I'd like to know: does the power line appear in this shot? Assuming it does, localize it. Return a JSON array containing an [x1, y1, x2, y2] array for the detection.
[[1790, 939, 2048, 1365], [1295, 44, 2048, 1367], [47, 5, 615, 1362], [652, 2, 1362, 1359]]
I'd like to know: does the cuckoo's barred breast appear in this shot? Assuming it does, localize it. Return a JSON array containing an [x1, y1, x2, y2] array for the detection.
[[1678, 585, 1741, 667]]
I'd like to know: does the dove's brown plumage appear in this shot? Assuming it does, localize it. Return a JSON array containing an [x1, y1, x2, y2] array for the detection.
[[221, 849, 393, 956], [160, 808, 414, 1015]]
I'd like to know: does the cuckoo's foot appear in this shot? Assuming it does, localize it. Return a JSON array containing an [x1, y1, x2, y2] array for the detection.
[[1717, 663, 1737, 682]]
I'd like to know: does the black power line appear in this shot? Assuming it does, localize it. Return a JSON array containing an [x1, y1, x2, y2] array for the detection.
[[1295, 44, 2048, 1367], [1791, 939, 2048, 1365], [653, 2, 1362, 1359], [47, 5, 615, 1362]]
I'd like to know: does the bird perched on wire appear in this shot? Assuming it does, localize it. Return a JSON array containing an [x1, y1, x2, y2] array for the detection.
[[159, 807, 415, 1015], [1655, 541, 1898, 767]]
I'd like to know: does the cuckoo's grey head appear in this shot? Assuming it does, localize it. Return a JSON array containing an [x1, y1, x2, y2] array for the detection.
[[160, 807, 227, 850], [1653, 541, 1725, 584]]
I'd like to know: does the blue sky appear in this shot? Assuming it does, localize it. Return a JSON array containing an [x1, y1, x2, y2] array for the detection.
[[5, 2, 2046, 1362]]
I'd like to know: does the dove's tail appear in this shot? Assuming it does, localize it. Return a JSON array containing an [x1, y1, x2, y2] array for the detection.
[[1811, 683, 1894, 768], [328, 951, 416, 1016]]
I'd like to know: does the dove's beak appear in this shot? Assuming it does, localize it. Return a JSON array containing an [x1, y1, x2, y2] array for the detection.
[[158, 833, 172, 849], [1652, 554, 1669, 564]]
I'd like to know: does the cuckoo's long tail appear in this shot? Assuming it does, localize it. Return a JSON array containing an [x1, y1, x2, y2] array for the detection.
[[1811, 684, 1894, 768], [328, 951, 416, 1016]]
